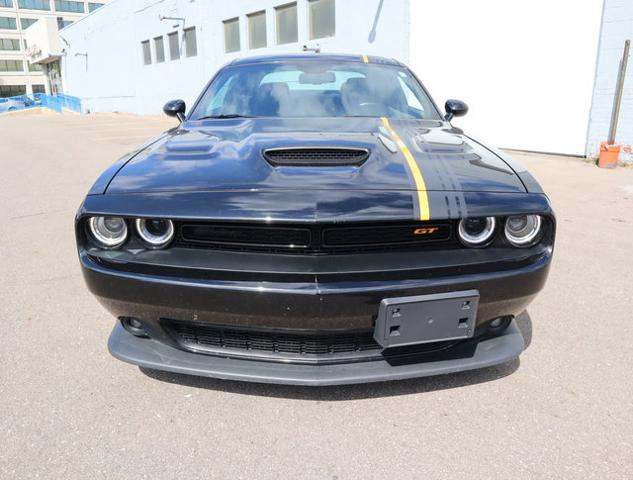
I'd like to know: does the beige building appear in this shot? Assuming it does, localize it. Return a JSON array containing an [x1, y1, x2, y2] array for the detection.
[[0, 0, 108, 97]]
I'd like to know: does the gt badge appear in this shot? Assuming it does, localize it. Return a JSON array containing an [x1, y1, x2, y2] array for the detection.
[[413, 227, 439, 235]]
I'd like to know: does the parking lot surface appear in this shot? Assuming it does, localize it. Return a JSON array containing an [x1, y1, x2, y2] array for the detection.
[[1, 113, 632, 479]]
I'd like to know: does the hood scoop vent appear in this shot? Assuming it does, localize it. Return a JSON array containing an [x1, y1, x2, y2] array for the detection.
[[263, 147, 369, 167]]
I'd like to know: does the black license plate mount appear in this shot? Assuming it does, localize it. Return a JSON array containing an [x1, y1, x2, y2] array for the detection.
[[374, 290, 480, 348]]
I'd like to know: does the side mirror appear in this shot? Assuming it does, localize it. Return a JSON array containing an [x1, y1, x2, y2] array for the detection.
[[444, 99, 468, 121], [163, 99, 186, 122]]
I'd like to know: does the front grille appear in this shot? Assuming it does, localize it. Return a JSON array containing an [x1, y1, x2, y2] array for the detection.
[[323, 223, 450, 247], [177, 221, 455, 254], [165, 321, 457, 365], [181, 224, 311, 249], [263, 147, 369, 166], [166, 321, 382, 364]]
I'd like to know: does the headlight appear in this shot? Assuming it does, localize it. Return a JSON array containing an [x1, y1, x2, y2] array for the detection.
[[135, 218, 174, 248], [504, 215, 542, 247], [458, 217, 496, 247], [88, 216, 128, 248]]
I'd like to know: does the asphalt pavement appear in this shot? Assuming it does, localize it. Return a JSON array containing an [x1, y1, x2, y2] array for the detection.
[[1, 113, 632, 479]]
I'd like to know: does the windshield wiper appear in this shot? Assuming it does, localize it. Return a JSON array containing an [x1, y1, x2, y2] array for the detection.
[[196, 113, 253, 120]]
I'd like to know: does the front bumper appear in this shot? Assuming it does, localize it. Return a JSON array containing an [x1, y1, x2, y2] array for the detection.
[[80, 245, 550, 384], [108, 319, 524, 386]]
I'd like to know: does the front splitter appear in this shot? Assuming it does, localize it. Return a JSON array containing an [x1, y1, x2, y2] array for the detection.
[[108, 321, 524, 386]]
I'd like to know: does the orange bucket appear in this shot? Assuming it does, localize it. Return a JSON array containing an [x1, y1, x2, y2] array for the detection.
[[598, 142, 620, 168]]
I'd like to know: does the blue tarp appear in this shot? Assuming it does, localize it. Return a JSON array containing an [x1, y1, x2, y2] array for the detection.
[[0, 93, 82, 114]]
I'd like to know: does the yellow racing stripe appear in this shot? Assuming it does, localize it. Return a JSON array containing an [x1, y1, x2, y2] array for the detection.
[[381, 117, 431, 221], [362, 54, 369, 64]]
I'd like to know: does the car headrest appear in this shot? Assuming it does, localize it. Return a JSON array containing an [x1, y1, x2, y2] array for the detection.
[[341, 77, 371, 96], [250, 82, 291, 116], [259, 82, 290, 97], [341, 77, 373, 113]]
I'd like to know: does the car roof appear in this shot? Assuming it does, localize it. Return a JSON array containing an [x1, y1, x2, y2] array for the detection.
[[229, 53, 404, 67]]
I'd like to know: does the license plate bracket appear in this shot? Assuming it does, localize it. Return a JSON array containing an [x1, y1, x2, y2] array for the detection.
[[374, 290, 479, 348]]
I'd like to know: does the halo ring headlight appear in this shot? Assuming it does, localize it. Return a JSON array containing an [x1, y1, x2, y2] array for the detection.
[[135, 218, 174, 248], [88, 216, 128, 248], [458, 217, 496, 247], [504, 215, 542, 247]]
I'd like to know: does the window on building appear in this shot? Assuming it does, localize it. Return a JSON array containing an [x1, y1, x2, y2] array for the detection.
[[54, 0, 83, 13], [154, 36, 164, 63], [28, 61, 41, 71], [20, 18, 37, 29], [0, 0, 13, 8], [32, 84, 45, 93], [0, 17, 17, 29], [56, 17, 73, 29], [184, 26, 196, 57], [0, 84, 26, 97], [0, 38, 20, 50], [168, 31, 179, 60], [87, 2, 103, 12], [0, 59, 23, 71], [309, 0, 334, 39], [141, 40, 151, 65], [275, 3, 297, 45], [18, 0, 50, 11], [223, 17, 239, 53], [154, 36, 165, 63], [247, 10, 266, 49]]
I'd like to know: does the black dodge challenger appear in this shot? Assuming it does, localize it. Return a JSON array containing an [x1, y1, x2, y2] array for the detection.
[[76, 54, 554, 385]]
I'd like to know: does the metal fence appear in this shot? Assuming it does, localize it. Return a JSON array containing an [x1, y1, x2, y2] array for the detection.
[[0, 93, 82, 114]]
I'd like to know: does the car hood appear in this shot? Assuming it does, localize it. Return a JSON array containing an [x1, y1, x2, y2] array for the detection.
[[106, 117, 525, 195]]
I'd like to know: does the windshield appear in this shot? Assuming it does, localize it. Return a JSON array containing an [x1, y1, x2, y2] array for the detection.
[[190, 60, 441, 120]]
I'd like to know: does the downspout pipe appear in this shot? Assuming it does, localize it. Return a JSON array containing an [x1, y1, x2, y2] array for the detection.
[[607, 39, 630, 145]]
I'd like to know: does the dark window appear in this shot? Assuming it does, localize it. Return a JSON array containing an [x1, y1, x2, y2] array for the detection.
[[0, 17, 17, 29], [28, 61, 41, 71], [248, 11, 266, 49], [0, 59, 23, 71], [184, 26, 196, 57], [88, 2, 103, 12], [0, 0, 13, 7], [0, 84, 26, 97], [32, 84, 45, 93], [309, 0, 335, 39], [275, 3, 297, 45], [20, 18, 37, 29], [0, 38, 20, 50], [141, 40, 151, 65], [223, 18, 239, 53], [168, 31, 179, 60], [54, 0, 83, 13], [18, 0, 50, 10], [154, 36, 164, 63], [56, 17, 73, 29]]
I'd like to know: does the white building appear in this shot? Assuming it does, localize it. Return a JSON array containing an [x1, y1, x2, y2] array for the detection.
[[61, 0, 408, 114], [0, 0, 109, 96], [58, 0, 609, 157], [586, 0, 633, 161]]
